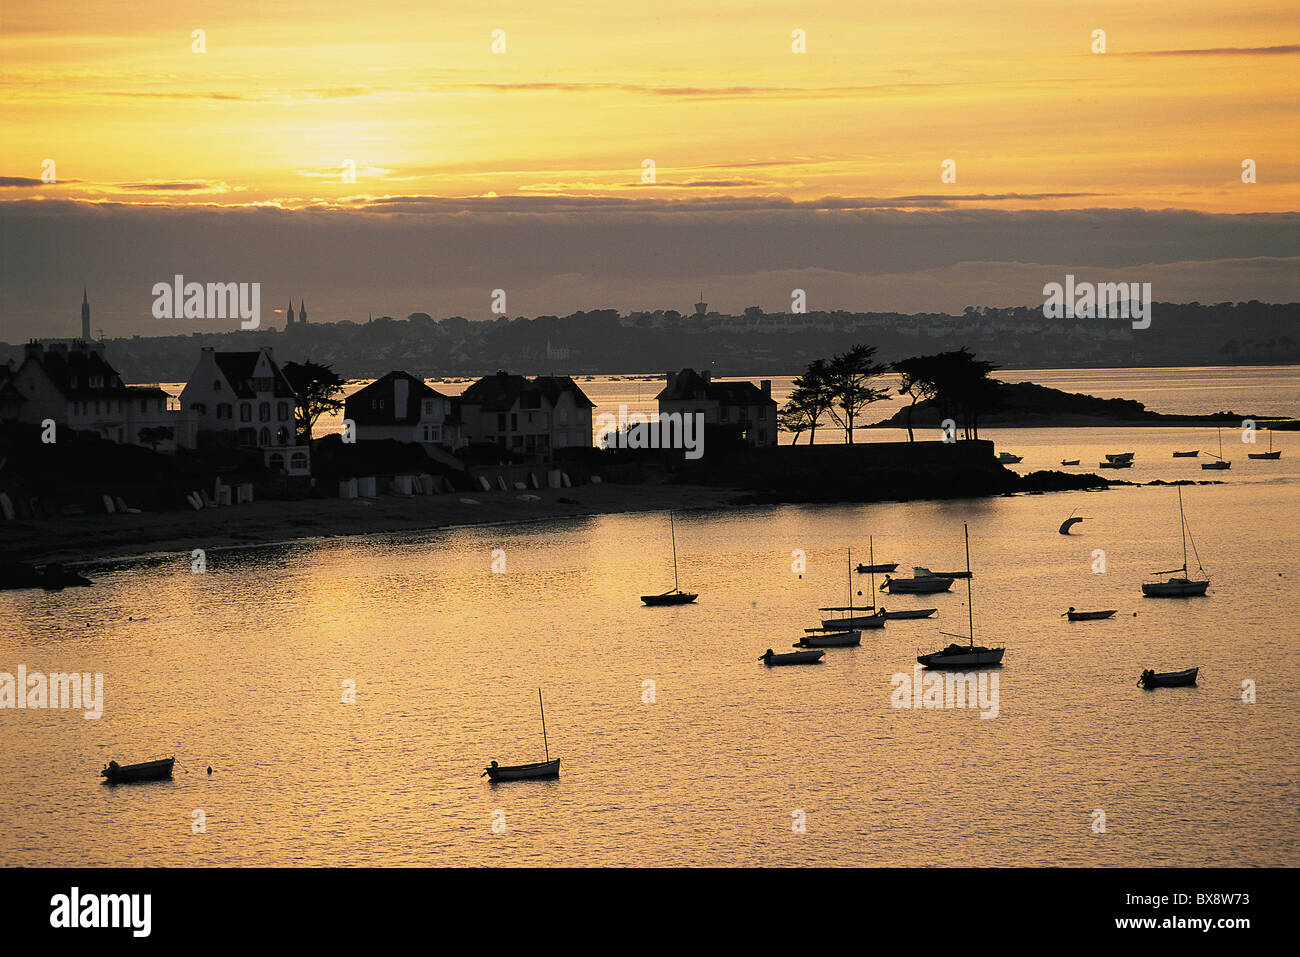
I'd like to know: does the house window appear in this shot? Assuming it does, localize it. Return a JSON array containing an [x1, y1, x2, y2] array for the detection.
[[497, 413, 507, 431], [276, 427, 290, 445], [277, 402, 289, 421], [559, 409, 568, 426], [371, 399, 384, 410], [511, 413, 518, 431], [192, 402, 207, 415], [258, 402, 270, 422], [259, 427, 271, 446], [290, 452, 308, 471], [268, 453, 284, 471], [89, 375, 104, 388], [217, 403, 232, 419], [239, 403, 251, 422], [423, 400, 433, 415]]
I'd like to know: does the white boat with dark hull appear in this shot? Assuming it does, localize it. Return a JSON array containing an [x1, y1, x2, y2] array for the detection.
[[881, 568, 955, 594], [1141, 487, 1210, 598], [1063, 607, 1116, 621], [761, 648, 825, 666], [1137, 667, 1198, 689], [917, 524, 1005, 670], [483, 690, 560, 783]]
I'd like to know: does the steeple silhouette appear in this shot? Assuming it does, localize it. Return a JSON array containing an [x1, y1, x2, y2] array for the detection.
[[81, 287, 91, 340], [286, 300, 295, 328], [298, 299, 307, 324]]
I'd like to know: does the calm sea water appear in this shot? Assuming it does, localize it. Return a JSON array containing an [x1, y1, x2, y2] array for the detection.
[[3, 367, 1297, 867]]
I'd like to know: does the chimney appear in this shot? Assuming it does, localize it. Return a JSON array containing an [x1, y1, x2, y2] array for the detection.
[[761, 379, 771, 397], [394, 376, 409, 420]]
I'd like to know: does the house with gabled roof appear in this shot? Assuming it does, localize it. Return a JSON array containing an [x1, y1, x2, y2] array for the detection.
[[2, 340, 188, 450], [179, 346, 310, 475], [343, 371, 463, 451], [657, 368, 778, 447], [458, 371, 593, 456]]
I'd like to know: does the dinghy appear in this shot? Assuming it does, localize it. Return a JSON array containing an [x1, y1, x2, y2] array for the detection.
[[641, 513, 698, 605], [482, 690, 560, 782], [1105, 452, 1135, 463], [1137, 667, 1198, 689], [1063, 607, 1116, 621], [917, 524, 1004, 669], [855, 562, 898, 574], [1141, 487, 1211, 598], [761, 648, 825, 666], [874, 606, 937, 620], [1172, 450, 1199, 457], [1060, 459, 1080, 466], [1098, 459, 1133, 469], [795, 630, 861, 648], [100, 757, 174, 784], [881, 568, 955, 594]]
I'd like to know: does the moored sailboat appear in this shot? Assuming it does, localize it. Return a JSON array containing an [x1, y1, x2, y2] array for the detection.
[[482, 690, 560, 782], [881, 567, 955, 594], [641, 512, 697, 605], [1141, 487, 1210, 597], [821, 546, 885, 629], [1247, 431, 1281, 460], [917, 524, 1004, 669], [1200, 427, 1231, 470]]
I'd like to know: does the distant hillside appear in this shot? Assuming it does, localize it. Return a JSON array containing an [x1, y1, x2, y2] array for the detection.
[[870, 380, 1296, 429]]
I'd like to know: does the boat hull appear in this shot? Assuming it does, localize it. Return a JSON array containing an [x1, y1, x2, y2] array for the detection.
[[1141, 579, 1209, 597], [641, 591, 698, 606], [762, 650, 825, 666], [855, 563, 898, 574], [1138, 667, 1198, 689], [1098, 461, 1132, 469], [884, 578, 954, 594], [797, 630, 861, 648], [878, 608, 937, 620], [101, 757, 174, 784], [1200, 461, 1231, 470], [1247, 451, 1281, 459], [484, 758, 560, 781], [1060, 460, 1080, 466], [1172, 451, 1199, 457], [820, 614, 884, 629], [917, 646, 1005, 669], [1067, 610, 1116, 621]]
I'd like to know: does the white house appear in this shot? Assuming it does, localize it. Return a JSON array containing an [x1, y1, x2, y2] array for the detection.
[[343, 371, 463, 450], [1, 340, 189, 451], [179, 346, 310, 475], [458, 371, 593, 455]]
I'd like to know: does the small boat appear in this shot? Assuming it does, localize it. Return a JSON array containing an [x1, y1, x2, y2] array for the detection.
[[1172, 450, 1199, 458], [1098, 459, 1133, 469], [483, 690, 560, 782], [1063, 607, 1116, 621], [1137, 667, 1198, 689], [1060, 459, 1080, 466], [761, 648, 825, 666], [641, 513, 698, 605], [1058, 514, 1085, 535], [1105, 452, 1135, 463], [875, 606, 937, 620], [881, 568, 955, 593], [821, 546, 884, 630], [917, 524, 1004, 670], [855, 562, 898, 574], [996, 452, 1023, 464], [1200, 427, 1231, 470], [926, 570, 972, 580], [1247, 432, 1281, 460], [100, 757, 174, 784], [795, 630, 861, 648], [1141, 487, 1210, 597]]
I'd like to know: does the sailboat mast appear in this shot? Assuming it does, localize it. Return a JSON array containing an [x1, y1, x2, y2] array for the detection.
[[538, 688, 550, 762], [670, 513, 679, 592], [1178, 486, 1188, 573], [964, 522, 974, 647], [848, 547, 853, 615], [869, 536, 875, 595]]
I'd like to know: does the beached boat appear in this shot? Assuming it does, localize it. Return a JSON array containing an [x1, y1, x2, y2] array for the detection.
[[761, 648, 825, 666], [100, 757, 174, 784], [1060, 459, 1080, 466], [795, 630, 861, 648], [482, 690, 560, 782], [1137, 667, 1198, 689], [881, 568, 955, 593], [1063, 607, 1116, 621], [917, 524, 1004, 669], [996, 452, 1023, 464], [1247, 432, 1281, 459], [1172, 450, 1199, 457], [1141, 487, 1210, 597], [641, 513, 697, 605], [1200, 427, 1231, 470], [821, 546, 884, 630]]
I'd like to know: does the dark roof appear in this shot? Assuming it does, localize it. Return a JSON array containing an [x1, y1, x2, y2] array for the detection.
[[656, 368, 775, 406], [213, 351, 296, 399], [460, 372, 594, 412], [344, 371, 453, 425], [22, 345, 168, 399]]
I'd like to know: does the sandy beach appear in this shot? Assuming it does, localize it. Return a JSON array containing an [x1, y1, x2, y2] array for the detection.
[[3, 482, 746, 567]]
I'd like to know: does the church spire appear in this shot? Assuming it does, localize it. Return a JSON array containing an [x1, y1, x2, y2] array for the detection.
[[286, 300, 295, 328], [298, 299, 306, 324], [81, 287, 91, 340]]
